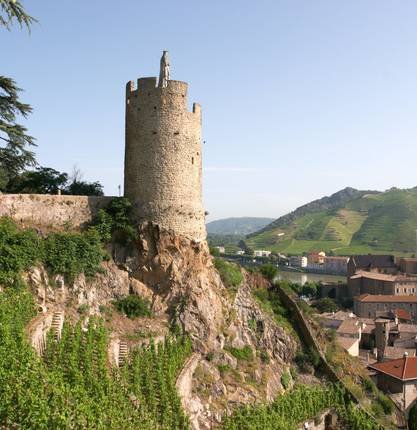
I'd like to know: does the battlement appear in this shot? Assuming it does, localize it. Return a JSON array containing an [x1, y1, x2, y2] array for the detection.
[[126, 78, 188, 98]]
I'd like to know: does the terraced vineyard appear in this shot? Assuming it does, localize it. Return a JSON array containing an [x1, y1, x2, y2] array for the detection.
[[247, 187, 417, 255], [0, 287, 191, 430]]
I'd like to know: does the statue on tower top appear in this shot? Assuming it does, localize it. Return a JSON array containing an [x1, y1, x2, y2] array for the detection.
[[158, 51, 170, 88]]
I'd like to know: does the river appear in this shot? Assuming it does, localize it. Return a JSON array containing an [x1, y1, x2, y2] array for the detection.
[[274, 270, 346, 285]]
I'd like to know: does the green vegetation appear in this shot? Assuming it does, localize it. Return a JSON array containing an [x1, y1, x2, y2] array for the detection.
[[252, 287, 296, 335], [113, 294, 152, 318], [313, 297, 338, 313], [214, 258, 243, 288], [0, 286, 191, 429], [409, 403, 417, 430], [43, 230, 105, 280], [226, 345, 253, 361], [280, 372, 290, 390], [0, 217, 106, 285], [221, 383, 381, 430], [206, 217, 274, 235], [247, 186, 417, 255], [91, 197, 136, 243], [259, 263, 278, 281]]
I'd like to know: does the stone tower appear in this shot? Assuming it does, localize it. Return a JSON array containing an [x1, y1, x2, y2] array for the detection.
[[124, 52, 206, 241]]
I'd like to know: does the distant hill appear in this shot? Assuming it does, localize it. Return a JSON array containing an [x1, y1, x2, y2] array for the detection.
[[206, 217, 274, 235], [247, 187, 417, 255]]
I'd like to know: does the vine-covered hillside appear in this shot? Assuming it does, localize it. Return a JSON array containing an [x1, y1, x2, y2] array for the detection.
[[247, 186, 417, 255]]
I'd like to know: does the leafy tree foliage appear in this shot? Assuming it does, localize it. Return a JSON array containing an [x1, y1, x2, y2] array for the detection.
[[0, 0, 35, 30], [313, 297, 338, 313], [6, 166, 68, 194], [0, 76, 36, 189], [91, 197, 136, 243], [113, 295, 152, 318], [0, 218, 105, 286], [65, 179, 104, 196], [0, 1, 37, 189], [259, 263, 278, 281]]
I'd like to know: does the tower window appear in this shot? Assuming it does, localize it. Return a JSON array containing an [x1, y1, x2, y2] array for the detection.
[[174, 131, 179, 135], [154, 106, 157, 110], [192, 157, 194, 165]]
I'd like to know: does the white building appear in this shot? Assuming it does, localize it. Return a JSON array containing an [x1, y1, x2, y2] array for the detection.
[[214, 246, 225, 254], [289, 256, 308, 268], [254, 250, 271, 257]]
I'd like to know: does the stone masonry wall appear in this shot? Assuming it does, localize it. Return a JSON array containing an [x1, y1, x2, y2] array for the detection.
[[0, 194, 114, 231], [124, 77, 206, 241]]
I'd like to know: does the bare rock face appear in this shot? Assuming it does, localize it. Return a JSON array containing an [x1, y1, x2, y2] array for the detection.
[[119, 222, 228, 352]]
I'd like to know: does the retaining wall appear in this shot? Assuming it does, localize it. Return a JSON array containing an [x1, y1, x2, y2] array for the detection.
[[0, 194, 114, 231]]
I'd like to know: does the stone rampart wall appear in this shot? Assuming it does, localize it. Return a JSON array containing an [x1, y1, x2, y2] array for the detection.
[[0, 194, 114, 231]]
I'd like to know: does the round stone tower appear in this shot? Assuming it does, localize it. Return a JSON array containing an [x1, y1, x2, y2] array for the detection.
[[124, 53, 206, 241]]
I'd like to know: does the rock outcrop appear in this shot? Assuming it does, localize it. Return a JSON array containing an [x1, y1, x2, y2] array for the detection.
[[25, 222, 299, 429]]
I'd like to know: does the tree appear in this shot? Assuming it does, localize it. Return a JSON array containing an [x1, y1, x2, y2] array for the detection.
[[7, 167, 68, 194], [0, 77, 36, 189], [259, 263, 278, 281], [313, 297, 338, 313], [65, 180, 104, 196], [0, 0, 35, 30], [0, 1, 37, 190]]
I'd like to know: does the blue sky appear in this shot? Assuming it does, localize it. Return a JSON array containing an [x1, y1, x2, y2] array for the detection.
[[4, 0, 417, 221]]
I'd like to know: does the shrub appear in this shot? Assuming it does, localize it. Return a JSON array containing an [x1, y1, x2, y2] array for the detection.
[[113, 295, 152, 318], [226, 345, 253, 361], [77, 304, 89, 315], [0, 217, 41, 286], [377, 393, 393, 414], [253, 287, 295, 334], [259, 350, 270, 364], [91, 197, 136, 243], [362, 377, 377, 395], [42, 230, 105, 280], [214, 258, 243, 288], [259, 263, 277, 281], [313, 297, 338, 313], [281, 372, 290, 390], [307, 347, 321, 369]]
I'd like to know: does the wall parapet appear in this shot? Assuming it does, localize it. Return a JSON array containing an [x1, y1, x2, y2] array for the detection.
[[274, 284, 382, 426], [0, 194, 115, 231]]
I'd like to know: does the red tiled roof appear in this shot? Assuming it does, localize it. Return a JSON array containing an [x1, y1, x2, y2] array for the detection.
[[356, 294, 417, 303], [394, 309, 412, 321], [369, 356, 417, 380]]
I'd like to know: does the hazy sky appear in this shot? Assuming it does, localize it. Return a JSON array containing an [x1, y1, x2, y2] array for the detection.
[[4, 1, 417, 221]]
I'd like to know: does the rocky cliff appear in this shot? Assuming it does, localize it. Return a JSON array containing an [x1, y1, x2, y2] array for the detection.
[[25, 222, 298, 429]]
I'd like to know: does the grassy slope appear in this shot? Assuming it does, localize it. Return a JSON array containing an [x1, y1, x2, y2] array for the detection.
[[247, 188, 417, 255]]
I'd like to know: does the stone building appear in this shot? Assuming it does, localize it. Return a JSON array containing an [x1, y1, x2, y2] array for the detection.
[[369, 355, 417, 414], [124, 53, 206, 241], [323, 256, 348, 275], [348, 271, 417, 297], [347, 255, 396, 277], [354, 294, 417, 319], [398, 258, 417, 275]]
